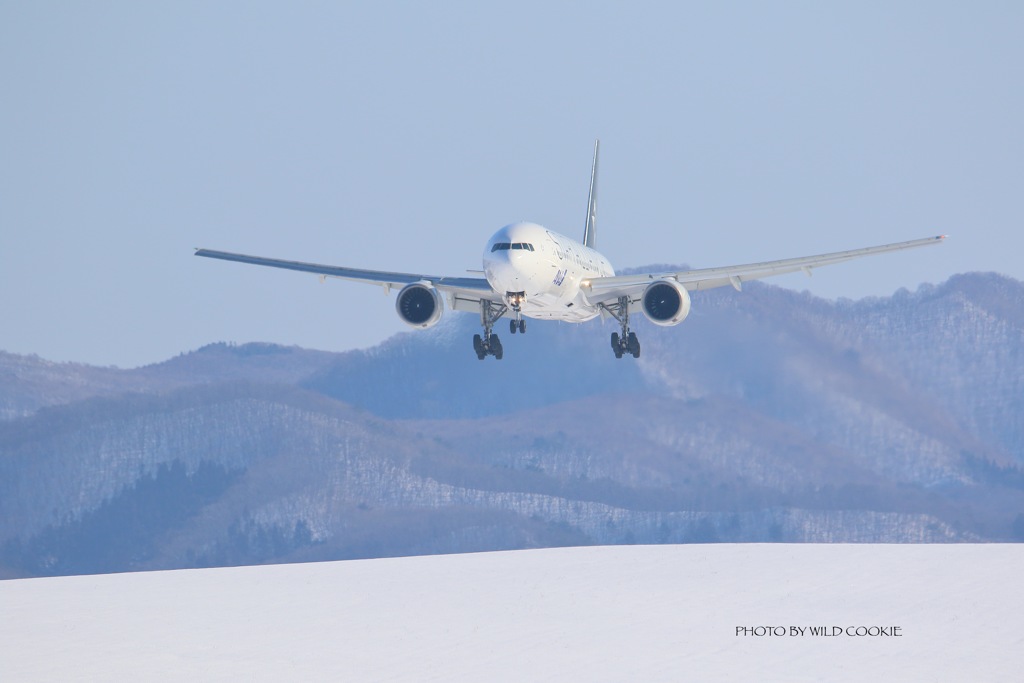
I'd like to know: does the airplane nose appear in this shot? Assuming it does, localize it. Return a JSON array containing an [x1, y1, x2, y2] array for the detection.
[[483, 233, 542, 294], [485, 255, 517, 290]]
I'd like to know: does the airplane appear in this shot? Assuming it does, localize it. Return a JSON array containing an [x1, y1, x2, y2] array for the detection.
[[196, 141, 946, 360]]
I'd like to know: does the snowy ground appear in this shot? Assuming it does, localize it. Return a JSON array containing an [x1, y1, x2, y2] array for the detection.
[[3, 544, 1022, 682]]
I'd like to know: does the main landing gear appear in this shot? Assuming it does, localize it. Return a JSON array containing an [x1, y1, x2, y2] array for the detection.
[[611, 331, 640, 359], [601, 295, 641, 359], [474, 299, 508, 360], [473, 333, 502, 360]]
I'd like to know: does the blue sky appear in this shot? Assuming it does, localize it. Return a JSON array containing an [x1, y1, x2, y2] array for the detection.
[[2, 2, 1020, 367]]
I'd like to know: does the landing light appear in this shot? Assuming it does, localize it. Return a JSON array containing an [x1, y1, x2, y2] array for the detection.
[[506, 292, 526, 307]]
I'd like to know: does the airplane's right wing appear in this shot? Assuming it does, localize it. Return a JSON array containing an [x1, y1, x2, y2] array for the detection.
[[194, 249, 500, 310], [580, 234, 947, 304]]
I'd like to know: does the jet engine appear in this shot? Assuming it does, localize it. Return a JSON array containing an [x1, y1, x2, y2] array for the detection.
[[641, 279, 691, 326], [395, 283, 443, 328]]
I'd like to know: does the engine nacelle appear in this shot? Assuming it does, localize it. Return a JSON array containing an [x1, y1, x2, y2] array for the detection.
[[641, 279, 691, 327], [395, 283, 443, 329]]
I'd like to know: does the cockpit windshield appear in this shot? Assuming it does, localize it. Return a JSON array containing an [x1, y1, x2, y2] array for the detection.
[[490, 242, 535, 252]]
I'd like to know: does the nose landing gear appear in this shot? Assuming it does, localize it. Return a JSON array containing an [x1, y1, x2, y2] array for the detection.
[[506, 292, 527, 335]]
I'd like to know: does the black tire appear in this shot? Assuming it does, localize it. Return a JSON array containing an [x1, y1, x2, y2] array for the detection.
[[510, 319, 517, 334], [611, 332, 623, 359], [519, 319, 526, 334], [628, 332, 640, 358]]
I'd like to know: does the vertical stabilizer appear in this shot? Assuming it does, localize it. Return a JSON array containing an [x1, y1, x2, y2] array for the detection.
[[582, 139, 599, 248]]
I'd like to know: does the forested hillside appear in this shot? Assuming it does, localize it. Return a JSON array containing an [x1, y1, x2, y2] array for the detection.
[[2, 272, 1022, 577]]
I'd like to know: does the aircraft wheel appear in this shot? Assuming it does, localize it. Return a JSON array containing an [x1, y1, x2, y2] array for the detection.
[[611, 332, 623, 359], [510, 319, 517, 334], [519, 319, 526, 334], [628, 332, 640, 358]]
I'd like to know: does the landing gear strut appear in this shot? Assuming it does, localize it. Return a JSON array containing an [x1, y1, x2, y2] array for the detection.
[[474, 299, 507, 360], [601, 295, 640, 359]]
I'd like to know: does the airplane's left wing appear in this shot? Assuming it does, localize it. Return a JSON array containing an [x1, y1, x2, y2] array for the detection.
[[580, 234, 946, 304], [194, 249, 498, 309]]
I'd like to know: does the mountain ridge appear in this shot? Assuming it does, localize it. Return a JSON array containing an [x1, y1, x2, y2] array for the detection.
[[2, 271, 1022, 577]]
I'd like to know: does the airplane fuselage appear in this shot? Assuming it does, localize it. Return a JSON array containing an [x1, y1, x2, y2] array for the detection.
[[482, 222, 614, 322]]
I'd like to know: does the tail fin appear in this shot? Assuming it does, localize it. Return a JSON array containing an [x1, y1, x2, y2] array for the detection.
[[582, 139, 599, 248]]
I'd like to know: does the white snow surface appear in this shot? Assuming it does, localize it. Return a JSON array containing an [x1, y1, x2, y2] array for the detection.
[[3, 544, 1022, 682]]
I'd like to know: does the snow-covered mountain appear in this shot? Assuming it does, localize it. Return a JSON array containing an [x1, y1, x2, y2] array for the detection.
[[1, 273, 1022, 577]]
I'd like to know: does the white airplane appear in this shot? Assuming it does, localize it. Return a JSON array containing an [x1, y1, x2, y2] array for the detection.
[[196, 142, 945, 360]]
